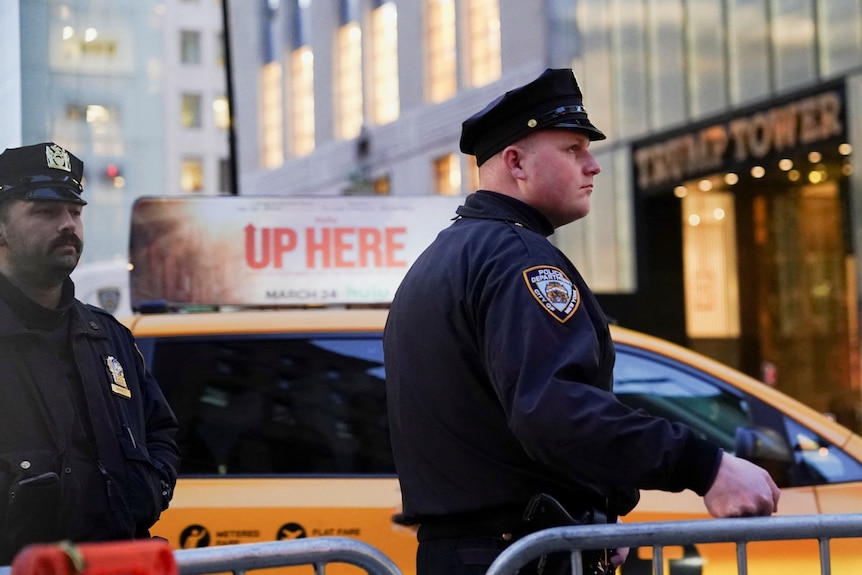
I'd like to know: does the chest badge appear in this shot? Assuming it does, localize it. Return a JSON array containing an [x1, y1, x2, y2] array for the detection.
[[522, 266, 580, 323], [106, 356, 132, 398]]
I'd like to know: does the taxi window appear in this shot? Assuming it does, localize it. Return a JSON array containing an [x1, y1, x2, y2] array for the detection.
[[784, 418, 862, 484], [612, 344, 751, 452], [613, 343, 862, 487], [145, 334, 394, 476]]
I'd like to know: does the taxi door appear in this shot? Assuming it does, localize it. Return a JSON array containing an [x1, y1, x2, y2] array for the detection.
[[612, 337, 862, 575]]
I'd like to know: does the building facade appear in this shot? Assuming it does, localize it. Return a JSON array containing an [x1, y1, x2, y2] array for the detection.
[[0, 0, 230, 264], [229, 0, 862, 428], [1, 0, 860, 425]]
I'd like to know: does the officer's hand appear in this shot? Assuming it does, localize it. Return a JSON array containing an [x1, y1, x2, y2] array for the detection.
[[607, 518, 628, 570], [609, 545, 629, 569], [703, 452, 780, 517]]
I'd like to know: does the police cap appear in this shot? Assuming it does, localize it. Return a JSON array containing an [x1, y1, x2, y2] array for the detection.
[[0, 142, 87, 206], [460, 68, 606, 166]]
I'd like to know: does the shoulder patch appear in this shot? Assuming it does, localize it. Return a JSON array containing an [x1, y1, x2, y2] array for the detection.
[[522, 266, 580, 323]]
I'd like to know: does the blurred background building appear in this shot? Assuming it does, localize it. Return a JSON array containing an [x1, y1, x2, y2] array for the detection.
[[0, 0, 229, 265], [1, 0, 861, 427]]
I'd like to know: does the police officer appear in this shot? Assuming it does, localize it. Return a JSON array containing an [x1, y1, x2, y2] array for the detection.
[[384, 69, 780, 575], [0, 143, 180, 563]]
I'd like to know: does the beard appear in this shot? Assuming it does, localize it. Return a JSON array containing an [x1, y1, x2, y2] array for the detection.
[[9, 232, 84, 288], [47, 233, 84, 276]]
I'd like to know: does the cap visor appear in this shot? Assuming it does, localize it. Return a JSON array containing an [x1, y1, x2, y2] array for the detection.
[[551, 121, 606, 141], [22, 186, 87, 205]]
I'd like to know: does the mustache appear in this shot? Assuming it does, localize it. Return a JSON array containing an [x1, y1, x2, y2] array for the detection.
[[50, 233, 83, 252]]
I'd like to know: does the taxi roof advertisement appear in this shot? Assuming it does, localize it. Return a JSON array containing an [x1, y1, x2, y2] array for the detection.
[[129, 195, 463, 308]]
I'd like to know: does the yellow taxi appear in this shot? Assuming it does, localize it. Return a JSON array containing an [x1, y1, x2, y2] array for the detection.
[[122, 308, 862, 575]]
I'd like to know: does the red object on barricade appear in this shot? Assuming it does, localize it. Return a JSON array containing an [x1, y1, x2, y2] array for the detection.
[[9, 540, 176, 575]]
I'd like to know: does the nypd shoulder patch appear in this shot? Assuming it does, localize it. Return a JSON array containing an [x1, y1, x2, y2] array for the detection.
[[522, 266, 580, 323]]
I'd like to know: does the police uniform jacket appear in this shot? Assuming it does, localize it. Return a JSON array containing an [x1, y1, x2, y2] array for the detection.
[[0, 275, 180, 562], [384, 190, 721, 524]]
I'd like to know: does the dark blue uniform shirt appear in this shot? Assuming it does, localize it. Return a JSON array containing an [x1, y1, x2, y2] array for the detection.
[[384, 191, 720, 522]]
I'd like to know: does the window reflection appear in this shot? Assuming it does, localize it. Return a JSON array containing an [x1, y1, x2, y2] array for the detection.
[[149, 336, 393, 476]]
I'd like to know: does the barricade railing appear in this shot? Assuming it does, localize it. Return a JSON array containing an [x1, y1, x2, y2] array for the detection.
[[173, 537, 403, 575], [7, 540, 176, 575], [485, 513, 862, 575], [2, 537, 403, 575]]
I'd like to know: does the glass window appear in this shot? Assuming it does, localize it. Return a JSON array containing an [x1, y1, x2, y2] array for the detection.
[[373, 175, 391, 195], [288, 0, 311, 49], [466, 0, 501, 88], [613, 345, 751, 451], [181, 93, 203, 128], [682, 189, 741, 338], [66, 103, 118, 124], [645, 0, 686, 128], [613, 342, 862, 487], [261, 61, 284, 168], [816, 0, 862, 76], [212, 96, 229, 130], [727, 0, 770, 105], [611, 0, 649, 137], [146, 335, 393, 476], [784, 419, 862, 485], [290, 47, 315, 157], [180, 30, 201, 65], [433, 154, 462, 195], [685, 0, 727, 117], [262, 0, 280, 64], [335, 22, 364, 139], [215, 32, 225, 68], [575, 0, 614, 138], [181, 157, 204, 192], [426, 0, 457, 103], [465, 156, 479, 193], [371, 2, 399, 125], [770, 0, 816, 91]]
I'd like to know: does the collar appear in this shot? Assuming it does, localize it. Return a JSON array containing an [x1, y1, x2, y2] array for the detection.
[[455, 190, 555, 237], [0, 272, 75, 330]]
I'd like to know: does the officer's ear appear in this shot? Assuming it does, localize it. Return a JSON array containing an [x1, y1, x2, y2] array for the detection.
[[502, 145, 527, 180]]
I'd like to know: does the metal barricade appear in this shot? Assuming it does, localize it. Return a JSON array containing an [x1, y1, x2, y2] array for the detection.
[[1, 537, 403, 575], [173, 537, 403, 575], [485, 513, 862, 575]]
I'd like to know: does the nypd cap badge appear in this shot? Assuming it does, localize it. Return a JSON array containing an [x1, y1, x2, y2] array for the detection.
[[522, 266, 580, 323]]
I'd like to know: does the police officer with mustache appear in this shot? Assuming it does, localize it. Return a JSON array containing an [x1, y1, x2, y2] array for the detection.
[[0, 143, 180, 563]]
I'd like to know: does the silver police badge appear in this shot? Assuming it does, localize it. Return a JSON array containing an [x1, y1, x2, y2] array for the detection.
[[106, 355, 132, 398], [522, 265, 579, 323], [45, 144, 72, 172]]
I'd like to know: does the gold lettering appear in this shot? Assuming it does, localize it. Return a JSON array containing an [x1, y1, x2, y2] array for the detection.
[[702, 125, 729, 170], [798, 97, 821, 145], [635, 127, 727, 189], [638, 90, 843, 189], [771, 103, 799, 152], [746, 112, 772, 159], [634, 147, 653, 190], [817, 92, 843, 140], [728, 119, 750, 163]]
